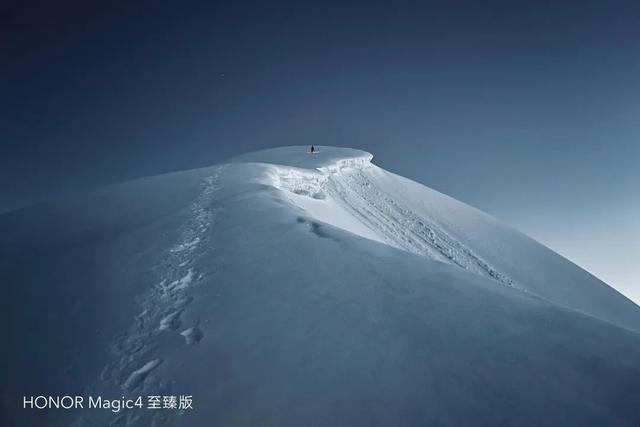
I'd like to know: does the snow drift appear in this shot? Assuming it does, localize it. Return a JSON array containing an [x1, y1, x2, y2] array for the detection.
[[1, 146, 639, 426]]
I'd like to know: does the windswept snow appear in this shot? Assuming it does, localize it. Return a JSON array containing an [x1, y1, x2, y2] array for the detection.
[[2, 145, 640, 426], [265, 158, 519, 290], [253, 147, 640, 331], [267, 165, 387, 245]]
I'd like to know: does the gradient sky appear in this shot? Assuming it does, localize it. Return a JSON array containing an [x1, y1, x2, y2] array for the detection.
[[2, 0, 639, 302]]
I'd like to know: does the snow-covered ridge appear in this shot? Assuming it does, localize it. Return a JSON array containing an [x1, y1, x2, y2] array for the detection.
[[260, 150, 518, 290], [230, 145, 640, 332], [229, 145, 374, 171], [316, 154, 375, 174], [3, 145, 640, 426]]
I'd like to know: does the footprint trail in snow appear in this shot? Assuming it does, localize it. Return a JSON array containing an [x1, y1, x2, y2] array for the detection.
[[79, 166, 225, 426]]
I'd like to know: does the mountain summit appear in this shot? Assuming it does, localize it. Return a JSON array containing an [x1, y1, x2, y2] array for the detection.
[[2, 146, 639, 426]]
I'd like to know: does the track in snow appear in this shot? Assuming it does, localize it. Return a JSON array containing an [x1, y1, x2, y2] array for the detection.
[[75, 166, 225, 427]]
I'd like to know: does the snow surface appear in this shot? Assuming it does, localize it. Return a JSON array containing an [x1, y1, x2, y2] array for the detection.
[[240, 146, 640, 330], [1, 145, 640, 426]]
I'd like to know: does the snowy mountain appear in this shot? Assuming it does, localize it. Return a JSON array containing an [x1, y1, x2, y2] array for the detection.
[[1, 146, 639, 426]]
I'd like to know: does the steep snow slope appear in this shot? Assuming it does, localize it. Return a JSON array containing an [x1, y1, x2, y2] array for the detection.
[[1, 146, 639, 426], [235, 146, 640, 331]]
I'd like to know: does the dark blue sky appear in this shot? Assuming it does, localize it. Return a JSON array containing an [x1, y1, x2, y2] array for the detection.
[[2, 0, 639, 300]]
